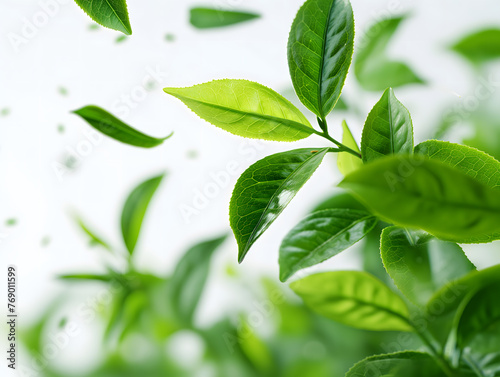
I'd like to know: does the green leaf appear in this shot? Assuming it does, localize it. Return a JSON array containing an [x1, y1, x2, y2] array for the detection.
[[231, 148, 330, 263], [354, 15, 424, 91], [169, 235, 227, 324], [414, 140, 500, 189], [381, 226, 476, 307], [427, 265, 500, 317], [121, 173, 164, 255], [339, 154, 500, 243], [287, 0, 354, 118], [73, 106, 172, 148], [237, 319, 273, 373], [456, 282, 500, 347], [279, 209, 377, 281], [189, 7, 260, 29], [338, 120, 363, 175], [74, 215, 112, 251], [73, 0, 132, 35], [451, 28, 500, 65], [361, 88, 414, 163], [58, 273, 113, 282], [290, 271, 413, 332], [346, 351, 442, 377], [311, 191, 366, 212], [164, 80, 313, 142]]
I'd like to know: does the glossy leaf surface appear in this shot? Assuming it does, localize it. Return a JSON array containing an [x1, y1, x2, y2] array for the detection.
[[74, 0, 132, 35]]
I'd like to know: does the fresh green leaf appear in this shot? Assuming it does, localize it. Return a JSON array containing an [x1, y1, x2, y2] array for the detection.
[[74, 215, 112, 251], [169, 235, 227, 324], [427, 265, 500, 316], [231, 148, 330, 263], [361, 88, 414, 163], [279, 209, 377, 281], [414, 140, 500, 189], [189, 7, 260, 29], [451, 28, 500, 65], [456, 282, 500, 347], [354, 15, 424, 91], [338, 120, 363, 175], [339, 154, 500, 243], [381, 226, 475, 307], [290, 271, 413, 332], [74, 0, 132, 35], [346, 351, 442, 377], [287, 0, 354, 118], [73, 105, 172, 148], [164, 80, 313, 142], [121, 173, 165, 255]]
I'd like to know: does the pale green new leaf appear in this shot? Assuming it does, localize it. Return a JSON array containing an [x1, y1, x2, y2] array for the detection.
[[164, 80, 313, 141], [339, 155, 500, 243], [169, 235, 227, 324], [338, 120, 363, 175], [456, 282, 500, 347], [74, 215, 112, 251], [287, 0, 354, 118], [231, 148, 330, 263], [381, 226, 475, 307], [354, 15, 424, 91], [346, 351, 442, 377], [361, 88, 414, 163], [279, 209, 377, 281], [73, 106, 171, 148], [290, 271, 413, 332], [121, 174, 165, 255], [451, 28, 500, 65], [189, 7, 260, 29], [73, 0, 132, 35]]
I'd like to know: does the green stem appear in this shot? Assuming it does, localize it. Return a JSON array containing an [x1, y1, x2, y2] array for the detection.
[[310, 122, 362, 159], [462, 353, 486, 377]]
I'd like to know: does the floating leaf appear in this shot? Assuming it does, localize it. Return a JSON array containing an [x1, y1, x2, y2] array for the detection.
[[451, 28, 500, 65], [74, 0, 132, 35], [189, 7, 260, 29]]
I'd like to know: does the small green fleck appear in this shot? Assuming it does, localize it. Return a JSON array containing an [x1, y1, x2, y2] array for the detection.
[[187, 150, 199, 159], [145, 80, 156, 91], [41, 236, 51, 247], [1, 108, 10, 117], [5, 218, 17, 226], [88, 23, 100, 31], [63, 155, 78, 170], [58, 87, 69, 96], [225, 264, 238, 278], [58, 317, 68, 328], [115, 35, 128, 44], [57, 124, 65, 134], [165, 33, 176, 42]]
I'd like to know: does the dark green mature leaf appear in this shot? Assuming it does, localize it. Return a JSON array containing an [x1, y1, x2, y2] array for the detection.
[[339, 155, 500, 243], [361, 88, 414, 163], [121, 174, 164, 255], [279, 209, 377, 281], [415, 140, 500, 189], [451, 28, 500, 65], [189, 7, 260, 29], [74, 215, 112, 251], [346, 351, 442, 377], [73, 106, 171, 148], [354, 15, 424, 91], [164, 80, 313, 141], [290, 271, 413, 332], [427, 265, 500, 317], [287, 0, 354, 118], [381, 226, 475, 307], [73, 0, 132, 35], [456, 282, 500, 347], [231, 148, 330, 263], [338, 120, 363, 175], [169, 235, 227, 324]]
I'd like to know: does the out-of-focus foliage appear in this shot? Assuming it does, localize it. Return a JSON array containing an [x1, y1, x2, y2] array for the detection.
[[189, 7, 260, 29]]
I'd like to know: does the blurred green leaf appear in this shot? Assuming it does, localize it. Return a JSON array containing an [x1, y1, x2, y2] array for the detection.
[[287, 0, 354, 118], [291, 271, 413, 332], [231, 148, 330, 263], [169, 235, 227, 325], [451, 28, 500, 65], [355, 15, 424, 91], [74, 214, 112, 251], [279, 209, 377, 281], [311, 191, 366, 212], [361, 88, 414, 163], [189, 7, 260, 29], [74, 0, 132, 35], [121, 173, 165, 255], [58, 273, 114, 282], [5, 218, 17, 226], [338, 121, 363, 176], [381, 226, 475, 307], [237, 319, 274, 373], [73, 105, 172, 148]]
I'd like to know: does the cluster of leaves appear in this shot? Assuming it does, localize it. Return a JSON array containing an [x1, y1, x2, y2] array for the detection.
[[158, 0, 500, 375]]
